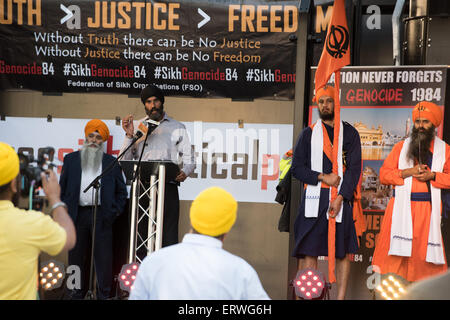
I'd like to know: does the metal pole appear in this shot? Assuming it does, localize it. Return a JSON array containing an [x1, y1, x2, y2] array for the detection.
[[403, 0, 429, 65], [287, 3, 310, 299], [155, 164, 166, 251], [392, 0, 406, 65], [128, 164, 139, 264], [147, 174, 157, 255], [85, 183, 99, 300]]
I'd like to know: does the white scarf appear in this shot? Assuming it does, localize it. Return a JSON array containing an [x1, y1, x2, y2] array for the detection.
[[305, 119, 344, 223], [389, 137, 446, 265]]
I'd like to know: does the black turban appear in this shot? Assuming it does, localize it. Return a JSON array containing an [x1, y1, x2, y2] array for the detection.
[[140, 85, 165, 105]]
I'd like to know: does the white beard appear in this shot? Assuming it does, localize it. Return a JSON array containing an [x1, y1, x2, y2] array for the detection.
[[80, 142, 103, 173]]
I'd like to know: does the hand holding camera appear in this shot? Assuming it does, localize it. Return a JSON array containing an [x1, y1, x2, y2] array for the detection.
[[18, 147, 56, 210], [40, 170, 61, 205], [19, 147, 55, 192]]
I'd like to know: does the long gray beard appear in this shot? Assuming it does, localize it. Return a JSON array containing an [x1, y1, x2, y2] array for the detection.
[[407, 125, 435, 163], [80, 143, 103, 173]]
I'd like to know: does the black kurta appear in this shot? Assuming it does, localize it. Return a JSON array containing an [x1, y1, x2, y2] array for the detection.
[[291, 121, 361, 259]]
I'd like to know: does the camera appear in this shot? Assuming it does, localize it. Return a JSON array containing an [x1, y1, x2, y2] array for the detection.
[[18, 147, 55, 209]]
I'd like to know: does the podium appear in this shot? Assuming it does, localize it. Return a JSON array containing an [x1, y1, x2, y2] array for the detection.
[[119, 160, 179, 264]]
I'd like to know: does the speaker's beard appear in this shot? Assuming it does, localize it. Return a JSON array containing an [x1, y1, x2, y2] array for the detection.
[[145, 106, 164, 121]]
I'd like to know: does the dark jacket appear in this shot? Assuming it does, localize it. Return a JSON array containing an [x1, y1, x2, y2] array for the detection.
[[275, 167, 291, 232], [59, 151, 127, 225]]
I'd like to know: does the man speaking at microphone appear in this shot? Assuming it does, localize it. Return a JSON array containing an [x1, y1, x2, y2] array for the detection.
[[120, 84, 195, 248]]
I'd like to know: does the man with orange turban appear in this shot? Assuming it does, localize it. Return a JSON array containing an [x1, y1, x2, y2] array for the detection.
[[60, 119, 127, 299], [291, 85, 363, 299], [372, 101, 450, 283]]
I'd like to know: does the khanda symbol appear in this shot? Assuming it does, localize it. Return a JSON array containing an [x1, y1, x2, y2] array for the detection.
[[326, 25, 349, 59]]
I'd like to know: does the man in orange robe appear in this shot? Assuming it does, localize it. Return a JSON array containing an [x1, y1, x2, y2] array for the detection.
[[372, 101, 450, 282]]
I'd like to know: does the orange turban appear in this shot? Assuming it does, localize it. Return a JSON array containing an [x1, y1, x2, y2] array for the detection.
[[313, 86, 336, 103], [412, 101, 442, 127], [84, 119, 110, 142]]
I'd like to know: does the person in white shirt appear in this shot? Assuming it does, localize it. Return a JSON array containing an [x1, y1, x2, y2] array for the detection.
[[120, 85, 195, 250], [129, 186, 270, 300]]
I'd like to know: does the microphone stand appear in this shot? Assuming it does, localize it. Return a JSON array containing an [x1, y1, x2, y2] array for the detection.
[[126, 123, 156, 271], [82, 132, 144, 300], [132, 124, 157, 183]]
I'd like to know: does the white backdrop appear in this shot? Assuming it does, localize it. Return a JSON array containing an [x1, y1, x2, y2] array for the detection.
[[0, 117, 293, 203]]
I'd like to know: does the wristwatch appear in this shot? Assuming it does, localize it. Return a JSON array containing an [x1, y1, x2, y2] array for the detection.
[[50, 201, 68, 213]]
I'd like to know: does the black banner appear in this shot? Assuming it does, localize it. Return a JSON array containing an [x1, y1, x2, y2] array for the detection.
[[0, 0, 298, 99]]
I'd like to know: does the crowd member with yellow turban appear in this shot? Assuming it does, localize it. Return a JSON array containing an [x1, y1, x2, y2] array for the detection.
[[129, 187, 270, 300], [0, 142, 76, 299], [372, 101, 450, 282], [291, 85, 363, 300], [59, 119, 127, 299]]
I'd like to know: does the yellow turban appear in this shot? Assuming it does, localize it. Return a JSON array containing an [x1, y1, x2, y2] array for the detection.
[[84, 119, 110, 142], [190, 187, 237, 237], [313, 86, 336, 103], [412, 101, 442, 127], [0, 142, 19, 186]]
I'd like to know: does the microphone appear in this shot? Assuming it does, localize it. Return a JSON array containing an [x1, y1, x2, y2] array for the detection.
[[131, 130, 144, 142], [145, 118, 160, 127], [133, 118, 160, 140]]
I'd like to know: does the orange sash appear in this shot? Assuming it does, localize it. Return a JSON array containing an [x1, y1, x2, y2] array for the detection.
[[306, 122, 366, 247]]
